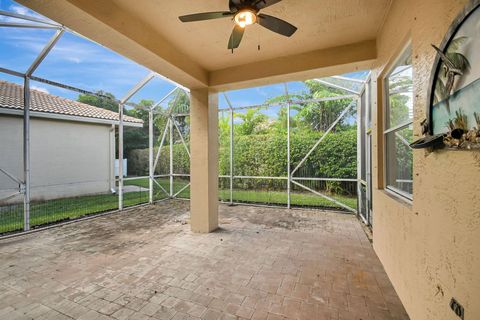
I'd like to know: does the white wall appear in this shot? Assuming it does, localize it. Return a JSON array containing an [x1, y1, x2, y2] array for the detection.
[[0, 115, 115, 203]]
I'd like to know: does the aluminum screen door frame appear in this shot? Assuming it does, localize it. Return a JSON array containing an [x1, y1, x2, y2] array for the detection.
[[358, 75, 373, 226]]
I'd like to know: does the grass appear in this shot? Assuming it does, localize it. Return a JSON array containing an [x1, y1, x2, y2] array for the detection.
[[0, 191, 152, 234], [1, 178, 356, 235], [127, 178, 357, 209]]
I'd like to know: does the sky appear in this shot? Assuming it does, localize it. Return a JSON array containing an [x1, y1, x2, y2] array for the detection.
[[0, 0, 370, 111]]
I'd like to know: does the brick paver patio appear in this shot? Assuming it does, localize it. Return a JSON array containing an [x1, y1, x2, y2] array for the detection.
[[0, 201, 408, 320]]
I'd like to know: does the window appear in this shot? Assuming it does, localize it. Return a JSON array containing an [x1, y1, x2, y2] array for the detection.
[[384, 46, 413, 200]]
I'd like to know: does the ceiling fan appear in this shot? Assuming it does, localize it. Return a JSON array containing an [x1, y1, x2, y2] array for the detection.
[[178, 0, 297, 50]]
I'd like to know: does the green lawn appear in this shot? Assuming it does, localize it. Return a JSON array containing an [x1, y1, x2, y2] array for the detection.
[[0, 191, 152, 234], [1, 178, 356, 235], [127, 178, 357, 209]]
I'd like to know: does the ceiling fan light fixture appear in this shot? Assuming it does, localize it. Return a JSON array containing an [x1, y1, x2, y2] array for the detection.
[[234, 9, 257, 28], [178, 0, 296, 50]]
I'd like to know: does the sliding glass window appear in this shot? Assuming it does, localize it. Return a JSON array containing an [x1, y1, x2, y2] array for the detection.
[[384, 46, 413, 200]]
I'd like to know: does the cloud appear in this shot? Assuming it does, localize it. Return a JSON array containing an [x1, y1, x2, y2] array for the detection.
[[1, 32, 50, 52], [9, 3, 53, 21], [255, 87, 269, 97], [0, 3, 167, 99], [9, 4, 29, 15], [0, 4, 47, 22], [31, 85, 49, 94]]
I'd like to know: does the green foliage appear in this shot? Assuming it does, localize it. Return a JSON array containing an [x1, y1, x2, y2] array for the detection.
[[388, 74, 412, 126], [234, 108, 268, 135], [265, 81, 356, 132], [79, 83, 360, 198], [169, 90, 190, 114], [128, 80, 360, 196], [169, 90, 190, 138], [130, 126, 357, 195], [0, 191, 151, 234], [296, 80, 355, 132], [77, 92, 175, 160], [129, 143, 190, 176], [120, 99, 152, 159], [78, 91, 118, 112]]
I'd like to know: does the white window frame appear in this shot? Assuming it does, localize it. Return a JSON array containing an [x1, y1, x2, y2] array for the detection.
[[383, 44, 414, 201]]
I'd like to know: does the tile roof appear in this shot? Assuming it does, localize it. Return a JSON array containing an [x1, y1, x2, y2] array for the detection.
[[0, 80, 143, 125]]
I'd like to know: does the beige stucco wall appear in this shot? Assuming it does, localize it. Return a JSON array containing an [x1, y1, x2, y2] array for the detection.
[[189, 89, 219, 233], [0, 115, 115, 203], [371, 0, 480, 319]]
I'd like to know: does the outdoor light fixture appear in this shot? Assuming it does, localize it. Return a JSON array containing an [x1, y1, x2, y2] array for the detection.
[[234, 9, 257, 28]]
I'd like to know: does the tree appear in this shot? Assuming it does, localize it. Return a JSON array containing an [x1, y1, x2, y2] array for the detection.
[[168, 90, 190, 139], [234, 108, 268, 135], [218, 113, 230, 141], [78, 91, 118, 112], [388, 75, 413, 126], [294, 80, 356, 132], [77, 93, 150, 162], [123, 99, 153, 160]]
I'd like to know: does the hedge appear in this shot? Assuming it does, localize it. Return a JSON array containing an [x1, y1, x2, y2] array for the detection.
[[129, 144, 190, 176], [128, 129, 357, 194]]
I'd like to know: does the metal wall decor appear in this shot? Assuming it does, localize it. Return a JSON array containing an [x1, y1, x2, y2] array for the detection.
[[414, 0, 480, 149]]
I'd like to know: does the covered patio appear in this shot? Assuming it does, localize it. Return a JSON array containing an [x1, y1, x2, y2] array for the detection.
[[0, 201, 407, 320], [1, 0, 479, 319]]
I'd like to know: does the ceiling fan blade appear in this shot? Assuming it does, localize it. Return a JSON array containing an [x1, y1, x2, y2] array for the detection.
[[254, 0, 282, 10], [179, 11, 233, 22], [228, 24, 245, 49], [257, 13, 297, 37], [229, 0, 243, 12]]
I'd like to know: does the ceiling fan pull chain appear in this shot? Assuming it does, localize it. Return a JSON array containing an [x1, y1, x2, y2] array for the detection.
[[257, 27, 261, 51]]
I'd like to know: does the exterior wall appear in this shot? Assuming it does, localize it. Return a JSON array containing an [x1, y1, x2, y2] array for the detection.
[[372, 0, 480, 319], [0, 115, 115, 203]]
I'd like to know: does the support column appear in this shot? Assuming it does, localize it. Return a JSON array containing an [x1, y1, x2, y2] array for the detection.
[[287, 101, 291, 209], [110, 124, 116, 192], [23, 76, 31, 231], [229, 107, 234, 205], [148, 109, 153, 203], [169, 116, 174, 197], [190, 88, 218, 233], [118, 103, 124, 210], [356, 97, 362, 215]]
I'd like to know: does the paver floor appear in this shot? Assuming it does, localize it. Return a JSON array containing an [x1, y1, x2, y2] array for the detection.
[[0, 201, 409, 320]]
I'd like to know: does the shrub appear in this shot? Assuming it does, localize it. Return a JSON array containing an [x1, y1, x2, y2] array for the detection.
[[128, 144, 190, 176], [129, 129, 357, 195]]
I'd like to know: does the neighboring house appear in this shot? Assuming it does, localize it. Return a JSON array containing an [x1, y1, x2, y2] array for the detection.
[[0, 80, 143, 203]]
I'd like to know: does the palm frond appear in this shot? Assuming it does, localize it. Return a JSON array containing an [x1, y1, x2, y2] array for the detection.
[[453, 108, 468, 130], [447, 36, 468, 52], [474, 112, 480, 128], [434, 79, 448, 104], [445, 52, 471, 71]]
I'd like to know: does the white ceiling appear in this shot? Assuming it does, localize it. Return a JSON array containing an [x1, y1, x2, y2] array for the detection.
[[114, 0, 391, 71]]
